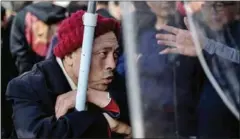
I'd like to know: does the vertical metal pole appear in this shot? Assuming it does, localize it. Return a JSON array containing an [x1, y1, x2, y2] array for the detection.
[[120, 2, 145, 138], [75, 1, 97, 111], [87, 1, 96, 13]]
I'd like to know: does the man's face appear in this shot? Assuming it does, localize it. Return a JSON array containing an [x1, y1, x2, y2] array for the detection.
[[71, 31, 119, 91], [147, 2, 176, 18], [201, 1, 237, 30]]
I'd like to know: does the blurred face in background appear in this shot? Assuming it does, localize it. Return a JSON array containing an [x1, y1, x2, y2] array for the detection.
[[108, 2, 122, 20], [146, 1, 176, 18], [186, 1, 204, 14], [201, 1, 238, 30]]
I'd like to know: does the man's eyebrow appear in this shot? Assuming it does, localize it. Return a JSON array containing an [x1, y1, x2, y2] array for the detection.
[[93, 47, 113, 53], [103, 47, 114, 50], [96, 45, 119, 51]]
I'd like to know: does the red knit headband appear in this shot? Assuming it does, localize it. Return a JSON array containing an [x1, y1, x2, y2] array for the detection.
[[54, 10, 120, 58]]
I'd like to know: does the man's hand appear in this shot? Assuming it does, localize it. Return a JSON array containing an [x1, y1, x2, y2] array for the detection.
[[55, 89, 111, 119], [87, 88, 111, 108], [156, 17, 204, 57], [55, 90, 77, 119], [103, 113, 132, 137], [55, 91, 131, 136]]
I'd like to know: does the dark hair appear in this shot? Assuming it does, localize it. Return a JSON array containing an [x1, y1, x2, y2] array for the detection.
[[132, 1, 151, 11], [97, 1, 109, 6], [67, 1, 88, 15]]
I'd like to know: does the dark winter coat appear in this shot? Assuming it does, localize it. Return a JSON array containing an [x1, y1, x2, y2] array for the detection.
[[6, 57, 130, 138]]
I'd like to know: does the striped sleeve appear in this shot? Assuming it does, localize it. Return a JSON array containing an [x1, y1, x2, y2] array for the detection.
[[203, 38, 240, 64]]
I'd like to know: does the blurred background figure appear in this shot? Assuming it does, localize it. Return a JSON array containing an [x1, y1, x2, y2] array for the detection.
[[133, 1, 156, 36], [196, 2, 240, 138], [201, 1, 239, 30], [108, 1, 121, 21], [96, 1, 114, 18], [133, 1, 202, 138], [67, 1, 88, 16], [155, 1, 240, 138], [10, 1, 67, 74]]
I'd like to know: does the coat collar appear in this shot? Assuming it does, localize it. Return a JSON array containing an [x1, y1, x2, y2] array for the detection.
[[56, 57, 77, 90], [39, 57, 71, 96]]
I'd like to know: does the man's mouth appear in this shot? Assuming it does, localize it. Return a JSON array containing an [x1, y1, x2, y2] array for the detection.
[[103, 76, 113, 84]]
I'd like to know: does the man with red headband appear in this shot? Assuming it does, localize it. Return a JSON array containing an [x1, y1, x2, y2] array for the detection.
[[6, 10, 131, 138]]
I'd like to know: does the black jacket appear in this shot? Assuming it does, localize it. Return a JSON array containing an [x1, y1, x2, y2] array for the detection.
[[10, 2, 66, 74], [197, 21, 240, 138], [6, 57, 129, 138]]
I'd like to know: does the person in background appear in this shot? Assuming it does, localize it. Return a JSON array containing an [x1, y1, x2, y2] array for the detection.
[[45, 1, 89, 59], [132, 1, 155, 39], [6, 10, 131, 138], [156, 1, 240, 138], [136, 1, 202, 137], [10, 1, 67, 74], [114, 1, 155, 77], [96, 1, 114, 18], [108, 1, 122, 21], [67, 1, 88, 16]]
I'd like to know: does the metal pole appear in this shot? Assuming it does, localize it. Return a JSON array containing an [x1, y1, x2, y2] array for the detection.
[[87, 1, 96, 13], [75, 1, 97, 111], [120, 2, 145, 138]]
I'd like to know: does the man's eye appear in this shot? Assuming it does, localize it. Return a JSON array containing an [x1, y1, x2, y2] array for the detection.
[[113, 52, 119, 59], [99, 52, 107, 58]]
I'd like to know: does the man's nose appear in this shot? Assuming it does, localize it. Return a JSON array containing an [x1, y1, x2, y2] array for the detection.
[[105, 54, 116, 70]]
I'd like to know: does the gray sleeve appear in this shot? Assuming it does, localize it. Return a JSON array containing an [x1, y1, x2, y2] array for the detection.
[[202, 38, 240, 64]]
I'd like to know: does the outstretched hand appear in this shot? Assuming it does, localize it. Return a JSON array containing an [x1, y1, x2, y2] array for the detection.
[[156, 17, 202, 57]]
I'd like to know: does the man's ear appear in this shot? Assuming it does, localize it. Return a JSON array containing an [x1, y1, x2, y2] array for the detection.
[[63, 53, 74, 67]]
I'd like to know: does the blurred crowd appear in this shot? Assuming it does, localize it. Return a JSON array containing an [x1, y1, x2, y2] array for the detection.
[[1, 1, 240, 139]]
